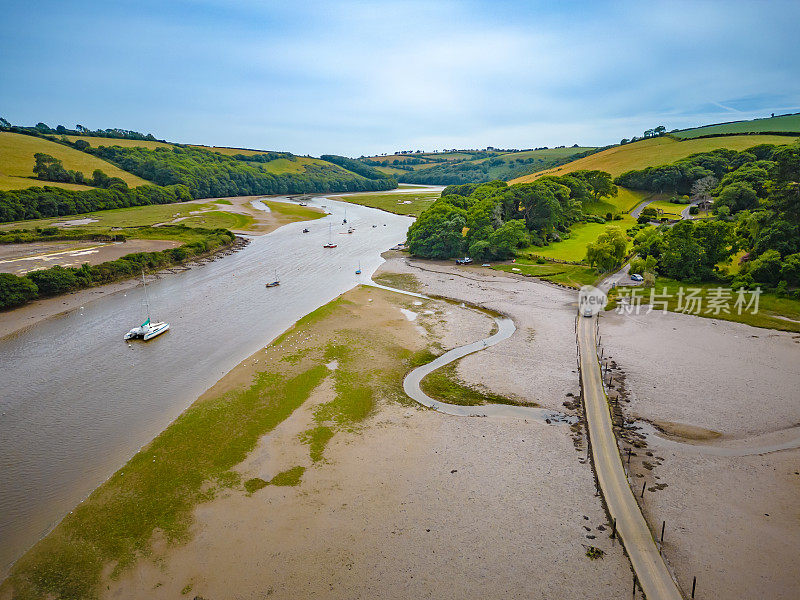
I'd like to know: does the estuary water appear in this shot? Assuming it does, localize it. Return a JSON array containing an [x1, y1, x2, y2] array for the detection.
[[0, 195, 414, 577]]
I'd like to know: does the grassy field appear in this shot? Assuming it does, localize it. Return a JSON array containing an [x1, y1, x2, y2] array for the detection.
[[609, 278, 800, 332], [510, 134, 799, 182], [492, 260, 598, 288], [0, 133, 152, 190], [519, 215, 636, 263], [581, 188, 648, 216], [645, 199, 685, 218], [335, 191, 440, 216], [0, 198, 321, 234], [1, 285, 434, 599], [671, 113, 800, 139]]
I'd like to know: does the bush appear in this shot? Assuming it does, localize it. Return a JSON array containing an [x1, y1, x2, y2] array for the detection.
[[689, 205, 699, 215], [0, 273, 38, 309], [28, 265, 78, 296]]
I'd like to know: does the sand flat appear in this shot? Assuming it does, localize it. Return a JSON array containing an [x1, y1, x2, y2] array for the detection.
[[104, 274, 630, 599]]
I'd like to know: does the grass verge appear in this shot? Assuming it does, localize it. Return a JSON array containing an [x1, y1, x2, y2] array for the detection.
[[493, 260, 598, 289], [609, 278, 800, 332], [335, 191, 439, 216]]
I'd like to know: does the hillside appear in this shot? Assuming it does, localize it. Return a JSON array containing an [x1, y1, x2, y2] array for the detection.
[[671, 113, 800, 139], [510, 134, 798, 183], [363, 146, 597, 184], [0, 132, 153, 191]]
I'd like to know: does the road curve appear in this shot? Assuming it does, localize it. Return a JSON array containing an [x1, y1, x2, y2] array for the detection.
[[578, 314, 684, 599], [366, 283, 573, 422]]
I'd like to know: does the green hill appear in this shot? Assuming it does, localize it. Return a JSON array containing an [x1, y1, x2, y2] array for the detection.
[[671, 113, 800, 139], [0, 132, 153, 191], [510, 134, 798, 183], [362, 146, 597, 185]]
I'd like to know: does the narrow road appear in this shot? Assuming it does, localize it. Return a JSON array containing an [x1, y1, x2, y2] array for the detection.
[[578, 314, 684, 600], [367, 283, 572, 422]]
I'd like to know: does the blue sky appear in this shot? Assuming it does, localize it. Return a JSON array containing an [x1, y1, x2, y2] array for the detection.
[[1, 0, 799, 156]]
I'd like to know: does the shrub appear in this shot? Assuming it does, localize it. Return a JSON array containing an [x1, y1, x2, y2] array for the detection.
[[0, 273, 38, 309]]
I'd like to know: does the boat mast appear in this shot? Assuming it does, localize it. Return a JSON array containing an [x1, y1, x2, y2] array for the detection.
[[141, 268, 151, 321]]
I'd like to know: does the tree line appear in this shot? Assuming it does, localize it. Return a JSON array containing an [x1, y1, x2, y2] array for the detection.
[[0, 226, 235, 310], [85, 145, 396, 198], [627, 141, 800, 292], [0, 184, 193, 223], [406, 170, 618, 260]]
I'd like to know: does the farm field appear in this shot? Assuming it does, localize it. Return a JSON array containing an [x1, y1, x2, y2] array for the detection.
[[510, 134, 799, 182], [333, 190, 440, 216], [671, 113, 800, 139], [0, 132, 152, 190]]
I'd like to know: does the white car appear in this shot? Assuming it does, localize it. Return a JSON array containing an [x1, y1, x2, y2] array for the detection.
[[630, 273, 644, 282]]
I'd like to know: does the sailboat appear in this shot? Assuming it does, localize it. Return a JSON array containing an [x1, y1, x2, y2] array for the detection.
[[323, 222, 337, 248], [355, 262, 362, 275], [124, 270, 170, 341], [265, 268, 280, 288], [342, 207, 347, 224]]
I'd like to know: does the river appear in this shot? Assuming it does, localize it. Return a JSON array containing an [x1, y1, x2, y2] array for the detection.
[[0, 194, 415, 577]]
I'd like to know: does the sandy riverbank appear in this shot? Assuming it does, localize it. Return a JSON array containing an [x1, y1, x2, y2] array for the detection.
[[97, 269, 630, 599], [601, 308, 800, 599]]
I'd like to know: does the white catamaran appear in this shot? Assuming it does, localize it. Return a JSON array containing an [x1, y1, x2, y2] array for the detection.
[[124, 271, 170, 341]]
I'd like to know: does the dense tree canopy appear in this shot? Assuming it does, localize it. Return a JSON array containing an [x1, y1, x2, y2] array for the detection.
[[87, 145, 395, 199], [408, 172, 617, 260]]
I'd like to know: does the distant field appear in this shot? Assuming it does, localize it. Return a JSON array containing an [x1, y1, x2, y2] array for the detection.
[[0, 132, 152, 190], [511, 134, 799, 182], [671, 113, 800, 139], [522, 215, 636, 263], [62, 135, 174, 150], [334, 191, 439, 216]]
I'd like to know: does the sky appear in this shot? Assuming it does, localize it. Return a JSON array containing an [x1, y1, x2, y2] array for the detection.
[[1, 0, 799, 157]]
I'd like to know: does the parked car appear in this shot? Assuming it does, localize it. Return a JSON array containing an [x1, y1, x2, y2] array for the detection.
[[455, 257, 472, 265], [630, 273, 644, 282]]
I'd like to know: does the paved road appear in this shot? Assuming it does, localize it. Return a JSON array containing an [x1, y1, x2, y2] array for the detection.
[[578, 314, 684, 600], [630, 198, 656, 219]]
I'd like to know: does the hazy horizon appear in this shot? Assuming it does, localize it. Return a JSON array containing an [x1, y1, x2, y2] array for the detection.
[[2, 0, 799, 157]]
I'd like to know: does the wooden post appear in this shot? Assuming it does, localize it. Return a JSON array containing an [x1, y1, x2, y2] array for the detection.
[[691, 576, 697, 598]]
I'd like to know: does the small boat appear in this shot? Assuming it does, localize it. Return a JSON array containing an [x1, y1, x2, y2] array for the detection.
[[347, 227, 355, 234], [355, 261, 362, 275], [299, 202, 308, 206], [342, 208, 347, 224], [124, 271, 170, 341], [266, 268, 280, 287], [323, 223, 337, 248], [372, 224, 377, 228], [302, 228, 310, 233]]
